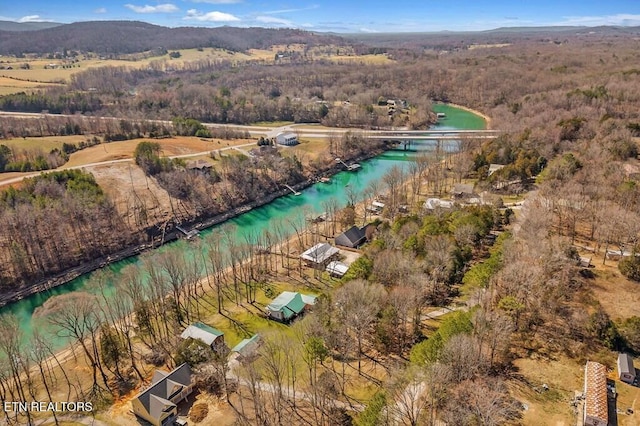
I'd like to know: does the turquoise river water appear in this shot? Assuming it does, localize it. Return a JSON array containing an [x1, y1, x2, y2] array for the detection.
[[0, 104, 486, 350]]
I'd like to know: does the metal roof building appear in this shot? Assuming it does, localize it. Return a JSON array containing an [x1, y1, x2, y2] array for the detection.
[[583, 360, 608, 426]]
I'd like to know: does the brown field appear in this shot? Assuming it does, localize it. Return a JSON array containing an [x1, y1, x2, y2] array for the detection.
[[281, 138, 329, 161], [325, 54, 392, 64], [88, 162, 174, 223], [579, 252, 640, 321], [65, 136, 249, 167], [511, 356, 583, 426]]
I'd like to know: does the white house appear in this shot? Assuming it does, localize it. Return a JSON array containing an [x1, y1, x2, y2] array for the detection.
[[275, 131, 299, 146]]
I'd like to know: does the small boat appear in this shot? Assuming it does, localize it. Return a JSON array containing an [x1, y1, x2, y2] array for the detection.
[[436, 112, 446, 119], [319, 177, 331, 183]]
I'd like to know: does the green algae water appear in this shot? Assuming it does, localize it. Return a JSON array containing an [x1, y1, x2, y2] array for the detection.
[[0, 104, 485, 350]]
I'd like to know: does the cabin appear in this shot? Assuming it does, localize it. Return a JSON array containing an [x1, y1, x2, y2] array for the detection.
[[583, 361, 608, 426], [488, 164, 505, 176], [180, 322, 225, 352], [618, 353, 636, 384], [131, 363, 194, 426], [326, 260, 349, 278], [275, 131, 299, 146], [335, 225, 367, 248], [300, 242, 340, 268], [266, 291, 317, 323]]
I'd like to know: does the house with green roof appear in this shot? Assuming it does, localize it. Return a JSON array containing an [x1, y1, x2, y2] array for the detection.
[[180, 322, 225, 351], [266, 291, 317, 323], [231, 334, 261, 358]]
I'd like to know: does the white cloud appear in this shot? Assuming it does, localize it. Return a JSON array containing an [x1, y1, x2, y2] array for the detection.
[[184, 9, 240, 22], [18, 15, 51, 23], [256, 16, 293, 26], [359, 27, 378, 33], [263, 5, 319, 15], [187, 0, 242, 3], [557, 13, 640, 27], [125, 3, 179, 13], [94, 7, 107, 14]]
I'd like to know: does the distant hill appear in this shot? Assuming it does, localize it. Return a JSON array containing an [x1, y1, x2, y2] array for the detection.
[[0, 20, 350, 55], [345, 25, 640, 49], [0, 20, 62, 32]]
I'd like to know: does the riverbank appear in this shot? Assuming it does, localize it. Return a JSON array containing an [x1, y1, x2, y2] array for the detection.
[[439, 102, 492, 128], [0, 146, 387, 308]]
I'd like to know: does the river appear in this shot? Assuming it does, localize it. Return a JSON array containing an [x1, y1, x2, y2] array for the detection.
[[0, 103, 486, 350]]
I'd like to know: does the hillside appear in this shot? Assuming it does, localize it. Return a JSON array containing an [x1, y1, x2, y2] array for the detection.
[[346, 25, 640, 50], [0, 20, 62, 32], [0, 21, 350, 55]]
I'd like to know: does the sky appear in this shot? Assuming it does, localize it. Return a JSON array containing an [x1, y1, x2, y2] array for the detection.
[[2, 1, 640, 33]]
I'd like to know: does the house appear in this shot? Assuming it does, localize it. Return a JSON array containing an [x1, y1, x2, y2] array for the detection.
[[266, 291, 317, 322], [300, 243, 340, 268], [452, 183, 475, 198], [275, 131, 299, 146], [326, 260, 349, 278], [231, 334, 260, 357], [583, 361, 608, 426], [424, 198, 454, 210], [131, 363, 194, 426], [186, 159, 212, 172], [335, 225, 366, 248], [618, 353, 636, 384], [180, 322, 224, 351]]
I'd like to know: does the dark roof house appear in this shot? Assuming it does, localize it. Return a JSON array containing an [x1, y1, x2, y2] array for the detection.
[[131, 363, 194, 426], [335, 225, 366, 248]]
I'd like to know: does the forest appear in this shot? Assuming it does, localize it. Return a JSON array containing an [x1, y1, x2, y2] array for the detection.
[[0, 26, 640, 425]]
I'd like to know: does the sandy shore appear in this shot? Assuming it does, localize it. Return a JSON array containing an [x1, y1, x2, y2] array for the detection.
[[444, 102, 492, 128]]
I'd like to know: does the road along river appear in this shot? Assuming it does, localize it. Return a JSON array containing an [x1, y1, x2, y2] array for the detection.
[[0, 103, 486, 350]]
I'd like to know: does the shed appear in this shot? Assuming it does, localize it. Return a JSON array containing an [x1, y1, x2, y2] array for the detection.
[[232, 334, 260, 356], [335, 225, 366, 248], [618, 353, 636, 384], [583, 361, 608, 426], [266, 291, 316, 322], [180, 322, 224, 350], [300, 243, 340, 268], [326, 261, 349, 278]]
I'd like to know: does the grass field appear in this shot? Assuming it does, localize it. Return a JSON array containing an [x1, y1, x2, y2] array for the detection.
[[1, 134, 88, 153]]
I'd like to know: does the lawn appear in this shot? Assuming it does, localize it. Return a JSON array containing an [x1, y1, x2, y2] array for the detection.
[[0, 134, 88, 153], [510, 356, 582, 426]]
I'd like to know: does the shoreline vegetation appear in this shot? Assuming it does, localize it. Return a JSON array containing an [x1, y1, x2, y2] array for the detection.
[[0, 145, 388, 308]]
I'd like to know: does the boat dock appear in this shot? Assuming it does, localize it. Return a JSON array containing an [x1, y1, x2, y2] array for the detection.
[[175, 224, 200, 240], [284, 184, 301, 196]]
